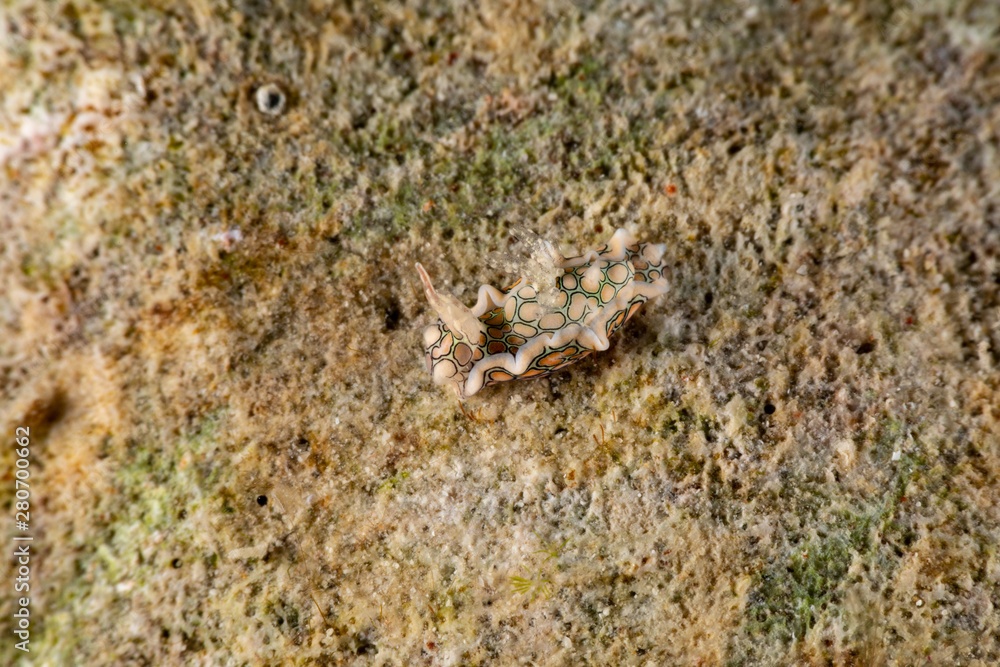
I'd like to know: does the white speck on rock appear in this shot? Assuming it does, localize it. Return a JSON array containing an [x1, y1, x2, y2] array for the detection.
[[211, 228, 243, 250], [255, 83, 287, 115]]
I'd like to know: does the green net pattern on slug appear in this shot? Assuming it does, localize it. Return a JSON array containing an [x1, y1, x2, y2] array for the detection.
[[417, 228, 669, 399]]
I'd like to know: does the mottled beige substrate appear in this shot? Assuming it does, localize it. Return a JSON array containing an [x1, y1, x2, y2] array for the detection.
[[1, 1, 999, 665]]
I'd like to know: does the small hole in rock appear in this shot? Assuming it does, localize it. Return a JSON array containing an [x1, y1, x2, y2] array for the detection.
[[384, 303, 401, 331], [255, 83, 287, 115]]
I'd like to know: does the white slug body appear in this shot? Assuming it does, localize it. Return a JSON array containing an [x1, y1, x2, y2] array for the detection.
[[417, 228, 668, 399]]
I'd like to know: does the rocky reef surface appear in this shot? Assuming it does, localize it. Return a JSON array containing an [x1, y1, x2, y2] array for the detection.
[[1, 1, 999, 664]]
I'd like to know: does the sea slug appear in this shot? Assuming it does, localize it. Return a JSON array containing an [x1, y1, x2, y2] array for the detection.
[[416, 228, 669, 399]]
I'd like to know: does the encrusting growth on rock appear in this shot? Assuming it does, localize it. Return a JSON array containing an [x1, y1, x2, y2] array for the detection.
[[416, 228, 669, 399]]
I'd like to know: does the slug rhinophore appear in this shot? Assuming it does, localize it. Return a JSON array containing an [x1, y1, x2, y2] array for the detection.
[[416, 228, 668, 399]]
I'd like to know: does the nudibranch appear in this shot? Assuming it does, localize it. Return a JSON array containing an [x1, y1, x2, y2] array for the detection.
[[416, 228, 669, 399]]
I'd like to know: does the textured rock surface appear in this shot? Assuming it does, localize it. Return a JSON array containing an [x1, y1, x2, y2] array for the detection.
[[1, 1, 999, 664]]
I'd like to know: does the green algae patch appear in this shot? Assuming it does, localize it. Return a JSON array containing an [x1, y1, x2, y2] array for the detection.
[[746, 533, 856, 645]]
